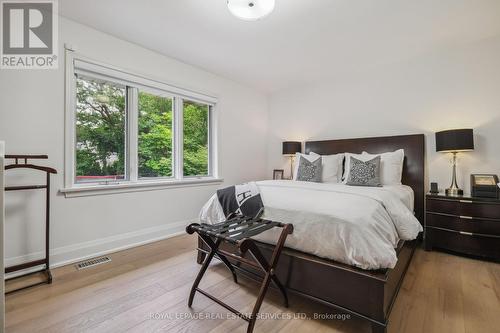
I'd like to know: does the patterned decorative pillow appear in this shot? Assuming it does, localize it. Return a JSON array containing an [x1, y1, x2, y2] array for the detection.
[[346, 156, 382, 187], [296, 156, 322, 182]]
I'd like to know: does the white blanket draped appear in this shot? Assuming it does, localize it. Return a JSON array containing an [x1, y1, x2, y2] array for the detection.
[[199, 180, 422, 270]]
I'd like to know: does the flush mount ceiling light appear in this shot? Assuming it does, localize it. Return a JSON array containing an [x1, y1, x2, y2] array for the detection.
[[227, 0, 275, 21]]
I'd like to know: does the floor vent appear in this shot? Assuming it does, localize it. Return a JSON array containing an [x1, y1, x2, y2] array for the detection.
[[75, 256, 112, 270]]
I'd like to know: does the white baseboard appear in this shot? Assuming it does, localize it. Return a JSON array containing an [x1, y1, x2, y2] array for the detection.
[[5, 219, 195, 278]]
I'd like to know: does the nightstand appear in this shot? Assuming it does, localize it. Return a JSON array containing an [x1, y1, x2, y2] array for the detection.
[[425, 193, 500, 261]]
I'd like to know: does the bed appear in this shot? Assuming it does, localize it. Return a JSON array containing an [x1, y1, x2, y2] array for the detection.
[[195, 134, 425, 333]]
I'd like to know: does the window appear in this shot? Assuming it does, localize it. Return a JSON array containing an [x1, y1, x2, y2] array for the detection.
[[183, 100, 210, 177], [64, 55, 218, 194], [75, 76, 127, 183], [138, 91, 174, 178]]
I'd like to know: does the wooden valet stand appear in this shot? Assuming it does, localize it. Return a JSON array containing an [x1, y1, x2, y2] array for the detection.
[[4, 155, 57, 293], [186, 216, 293, 333]]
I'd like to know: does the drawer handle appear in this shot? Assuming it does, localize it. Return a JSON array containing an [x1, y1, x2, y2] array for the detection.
[[459, 231, 473, 236], [459, 215, 473, 220], [459, 200, 473, 203]]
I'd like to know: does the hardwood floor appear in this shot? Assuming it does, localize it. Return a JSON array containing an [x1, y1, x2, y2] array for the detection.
[[5, 234, 500, 333]]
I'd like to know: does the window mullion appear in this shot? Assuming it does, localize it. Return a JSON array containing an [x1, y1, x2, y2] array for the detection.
[[174, 97, 184, 180], [128, 87, 139, 182], [65, 50, 77, 188], [208, 105, 215, 178]]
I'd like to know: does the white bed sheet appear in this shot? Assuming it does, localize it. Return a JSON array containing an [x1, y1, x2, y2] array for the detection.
[[199, 180, 422, 270]]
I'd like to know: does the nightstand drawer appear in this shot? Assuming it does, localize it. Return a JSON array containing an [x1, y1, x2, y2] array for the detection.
[[426, 213, 500, 236], [426, 199, 500, 220], [426, 227, 500, 260]]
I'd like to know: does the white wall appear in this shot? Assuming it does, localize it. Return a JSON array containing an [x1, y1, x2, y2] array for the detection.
[[0, 17, 268, 268], [267, 36, 500, 194]]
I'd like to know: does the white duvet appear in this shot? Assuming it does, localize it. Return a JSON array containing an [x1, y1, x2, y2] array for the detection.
[[199, 180, 422, 270]]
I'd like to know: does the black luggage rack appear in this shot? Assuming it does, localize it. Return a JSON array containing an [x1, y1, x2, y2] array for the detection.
[[186, 215, 293, 333]]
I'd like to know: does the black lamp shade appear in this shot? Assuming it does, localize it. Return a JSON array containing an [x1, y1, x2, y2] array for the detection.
[[435, 129, 474, 152], [282, 141, 302, 155]]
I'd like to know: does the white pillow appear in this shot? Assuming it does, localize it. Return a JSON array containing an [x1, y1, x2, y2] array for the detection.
[[293, 152, 321, 180], [294, 152, 344, 183], [342, 152, 365, 183], [361, 149, 405, 185], [320, 153, 345, 183]]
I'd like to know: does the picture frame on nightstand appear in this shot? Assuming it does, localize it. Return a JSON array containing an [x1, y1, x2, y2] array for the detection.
[[471, 174, 499, 198], [273, 169, 284, 180], [430, 182, 439, 194]]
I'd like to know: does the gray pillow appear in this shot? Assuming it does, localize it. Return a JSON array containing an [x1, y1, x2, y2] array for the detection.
[[296, 156, 322, 182], [346, 156, 382, 187]]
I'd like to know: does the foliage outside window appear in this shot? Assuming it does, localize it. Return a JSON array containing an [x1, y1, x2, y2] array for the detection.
[[73, 64, 214, 186], [76, 76, 126, 182], [138, 91, 173, 178], [184, 100, 209, 177]]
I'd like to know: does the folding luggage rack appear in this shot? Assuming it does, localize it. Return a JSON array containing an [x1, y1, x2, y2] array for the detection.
[[186, 215, 293, 333]]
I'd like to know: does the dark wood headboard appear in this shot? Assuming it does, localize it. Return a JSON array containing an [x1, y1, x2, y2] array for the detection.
[[305, 134, 425, 225]]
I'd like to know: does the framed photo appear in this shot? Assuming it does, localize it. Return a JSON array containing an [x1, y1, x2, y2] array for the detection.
[[273, 169, 284, 180], [471, 174, 498, 186], [471, 174, 499, 198]]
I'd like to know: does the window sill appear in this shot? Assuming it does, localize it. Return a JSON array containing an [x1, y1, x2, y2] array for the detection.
[[60, 177, 224, 198]]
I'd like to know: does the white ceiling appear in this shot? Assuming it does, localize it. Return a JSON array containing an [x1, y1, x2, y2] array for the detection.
[[60, 0, 500, 93]]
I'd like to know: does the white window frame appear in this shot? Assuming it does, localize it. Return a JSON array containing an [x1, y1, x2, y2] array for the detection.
[[62, 49, 221, 197]]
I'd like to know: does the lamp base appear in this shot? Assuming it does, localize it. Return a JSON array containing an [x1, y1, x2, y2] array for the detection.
[[445, 187, 463, 196], [445, 152, 463, 197]]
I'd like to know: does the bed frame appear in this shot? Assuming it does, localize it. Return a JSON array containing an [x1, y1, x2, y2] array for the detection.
[[196, 134, 425, 333]]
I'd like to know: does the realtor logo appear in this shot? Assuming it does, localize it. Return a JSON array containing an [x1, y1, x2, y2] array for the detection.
[[1, 0, 58, 69]]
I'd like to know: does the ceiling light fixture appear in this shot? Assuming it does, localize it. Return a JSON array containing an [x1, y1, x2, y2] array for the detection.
[[227, 0, 275, 21]]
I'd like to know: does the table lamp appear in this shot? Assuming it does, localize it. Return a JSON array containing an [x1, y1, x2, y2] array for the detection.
[[435, 129, 474, 196], [282, 141, 301, 179]]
